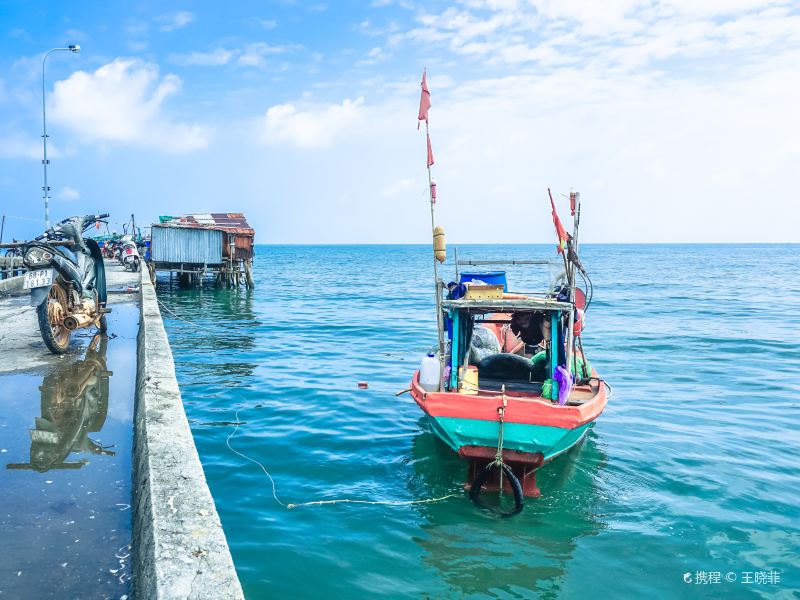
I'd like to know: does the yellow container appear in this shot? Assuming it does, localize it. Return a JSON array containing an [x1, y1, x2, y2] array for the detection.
[[458, 365, 479, 395], [433, 226, 446, 263], [463, 283, 504, 300]]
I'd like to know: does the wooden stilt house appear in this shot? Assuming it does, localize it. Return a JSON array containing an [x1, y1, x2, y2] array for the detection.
[[149, 213, 255, 288]]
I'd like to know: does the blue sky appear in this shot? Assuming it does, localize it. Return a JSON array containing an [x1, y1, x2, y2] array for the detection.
[[0, 0, 798, 243]]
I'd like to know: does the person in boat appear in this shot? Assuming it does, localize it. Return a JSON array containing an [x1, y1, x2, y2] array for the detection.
[[509, 311, 549, 349], [474, 311, 551, 382]]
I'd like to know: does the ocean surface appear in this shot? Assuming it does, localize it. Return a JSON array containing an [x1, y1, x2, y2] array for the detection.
[[156, 244, 799, 600]]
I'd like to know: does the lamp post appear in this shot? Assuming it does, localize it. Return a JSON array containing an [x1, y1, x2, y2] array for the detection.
[[42, 44, 80, 229]]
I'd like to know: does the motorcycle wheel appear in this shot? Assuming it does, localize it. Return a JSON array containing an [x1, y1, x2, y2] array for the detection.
[[132, 258, 140, 272], [37, 282, 72, 354]]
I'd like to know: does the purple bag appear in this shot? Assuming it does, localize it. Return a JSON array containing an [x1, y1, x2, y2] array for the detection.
[[554, 366, 573, 406]]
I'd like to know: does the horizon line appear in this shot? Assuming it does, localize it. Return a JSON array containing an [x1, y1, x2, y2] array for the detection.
[[249, 241, 799, 246]]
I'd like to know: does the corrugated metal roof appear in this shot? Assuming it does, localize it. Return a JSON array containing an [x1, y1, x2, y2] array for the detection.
[[160, 213, 254, 236], [151, 226, 223, 264]]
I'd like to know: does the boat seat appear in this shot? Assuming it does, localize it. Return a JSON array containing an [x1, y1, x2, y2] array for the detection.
[[476, 377, 544, 394]]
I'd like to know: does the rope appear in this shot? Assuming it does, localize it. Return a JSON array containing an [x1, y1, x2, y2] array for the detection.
[[156, 298, 195, 324], [287, 494, 460, 510], [226, 408, 286, 508], [225, 406, 462, 511], [492, 386, 508, 489]]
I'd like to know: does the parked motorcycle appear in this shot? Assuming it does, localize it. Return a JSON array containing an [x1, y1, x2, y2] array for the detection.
[[119, 235, 141, 272], [22, 214, 111, 354]]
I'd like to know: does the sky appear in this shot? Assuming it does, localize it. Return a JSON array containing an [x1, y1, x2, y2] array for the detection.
[[0, 0, 798, 244]]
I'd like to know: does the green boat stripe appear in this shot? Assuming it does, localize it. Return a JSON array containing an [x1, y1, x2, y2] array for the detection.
[[429, 416, 589, 462]]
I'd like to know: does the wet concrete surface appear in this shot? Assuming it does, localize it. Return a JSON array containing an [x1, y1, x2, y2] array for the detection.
[[0, 302, 138, 599], [0, 261, 139, 375]]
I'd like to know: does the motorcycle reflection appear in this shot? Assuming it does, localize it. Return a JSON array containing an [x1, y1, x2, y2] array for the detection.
[[6, 334, 115, 473]]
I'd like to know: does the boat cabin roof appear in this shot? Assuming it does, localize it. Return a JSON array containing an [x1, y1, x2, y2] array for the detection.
[[441, 297, 571, 314]]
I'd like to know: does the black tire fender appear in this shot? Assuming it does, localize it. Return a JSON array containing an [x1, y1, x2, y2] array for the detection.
[[469, 462, 524, 515]]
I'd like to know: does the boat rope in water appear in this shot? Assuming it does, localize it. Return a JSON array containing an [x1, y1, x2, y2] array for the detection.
[[467, 387, 525, 515], [225, 407, 462, 510], [286, 494, 461, 510], [226, 408, 286, 508]]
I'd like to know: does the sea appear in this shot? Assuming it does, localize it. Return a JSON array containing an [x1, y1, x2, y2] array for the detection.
[[155, 244, 799, 600]]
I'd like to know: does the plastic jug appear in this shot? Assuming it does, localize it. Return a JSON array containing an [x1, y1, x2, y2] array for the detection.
[[419, 353, 441, 392]]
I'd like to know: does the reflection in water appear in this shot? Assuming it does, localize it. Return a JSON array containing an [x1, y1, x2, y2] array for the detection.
[[410, 421, 608, 599], [155, 283, 259, 379], [6, 334, 114, 473]]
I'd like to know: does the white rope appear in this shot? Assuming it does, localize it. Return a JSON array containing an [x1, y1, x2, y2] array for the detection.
[[156, 298, 194, 324], [287, 494, 460, 510], [226, 408, 286, 508], [225, 406, 462, 511]]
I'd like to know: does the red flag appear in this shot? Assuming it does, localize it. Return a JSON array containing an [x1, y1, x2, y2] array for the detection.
[[417, 69, 431, 129], [548, 188, 568, 254], [426, 133, 434, 167]]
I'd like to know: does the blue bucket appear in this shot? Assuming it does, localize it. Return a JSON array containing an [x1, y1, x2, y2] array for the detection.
[[459, 271, 507, 291]]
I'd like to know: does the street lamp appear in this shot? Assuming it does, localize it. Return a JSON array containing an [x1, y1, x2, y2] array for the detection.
[[42, 44, 80, 229]]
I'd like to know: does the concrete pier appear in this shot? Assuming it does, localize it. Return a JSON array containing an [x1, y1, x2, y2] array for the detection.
[[0, 261, 243, 598], [134, 268, 243, 599]]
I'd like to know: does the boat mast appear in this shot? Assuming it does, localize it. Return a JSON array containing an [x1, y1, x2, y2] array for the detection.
[[564, 190, 581, 374], [426, 119, 446, 388]]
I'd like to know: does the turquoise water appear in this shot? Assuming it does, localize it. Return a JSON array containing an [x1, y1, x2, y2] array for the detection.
[[156, 244, 799, 599]]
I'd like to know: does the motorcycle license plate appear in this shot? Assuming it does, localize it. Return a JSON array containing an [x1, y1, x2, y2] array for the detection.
[[23, 268, 54, 290]]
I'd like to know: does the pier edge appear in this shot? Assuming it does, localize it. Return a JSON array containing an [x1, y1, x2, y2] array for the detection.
[[133, 270, 244, 599]]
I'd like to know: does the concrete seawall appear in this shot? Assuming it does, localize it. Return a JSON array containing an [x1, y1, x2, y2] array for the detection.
[[134, 270, 243, 599]]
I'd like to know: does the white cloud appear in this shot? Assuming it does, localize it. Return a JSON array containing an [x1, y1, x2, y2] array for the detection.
[[258, 19, 278, 30], [125, 19, 148, 36], [261, 97, 365, 147], [0, 133, 54, 159], [248, 43, 799, 242], [9, 27, 31, 41], [156, 11, 195, 32], [170, 48, 236, 66], [357, 46, 387, 66], [237, 42, 289, 67], [390, 0, 799, 72], [56, 186, 80, 201], [64, 28, 88, 42], [49, 59, 208, 153], [170, 42, 299, 68], [380, 177, 415, 197]]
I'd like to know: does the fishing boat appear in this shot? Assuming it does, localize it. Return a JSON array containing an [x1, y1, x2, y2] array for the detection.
[[410, 71, 608, 513]]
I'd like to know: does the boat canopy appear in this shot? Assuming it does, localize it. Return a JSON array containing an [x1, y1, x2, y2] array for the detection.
[[442, 297, 571, 314], [444, 298, 569, 393]]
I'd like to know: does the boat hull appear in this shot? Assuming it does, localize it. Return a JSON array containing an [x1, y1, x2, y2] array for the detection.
[[410, 371, 606, 496], [427, 414, 590, 463]]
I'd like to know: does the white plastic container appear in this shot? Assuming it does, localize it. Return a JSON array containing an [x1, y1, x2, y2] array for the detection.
[[419, 353, 441, 392]]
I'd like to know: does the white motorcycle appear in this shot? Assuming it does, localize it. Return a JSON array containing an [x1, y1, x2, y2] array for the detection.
[[119, 236, 141, 272]]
